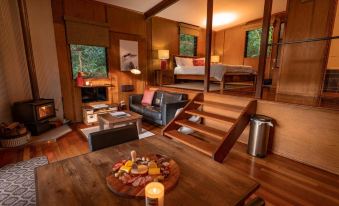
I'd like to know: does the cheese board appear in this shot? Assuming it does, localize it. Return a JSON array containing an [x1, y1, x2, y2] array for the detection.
[[106, 151, 180, 198]]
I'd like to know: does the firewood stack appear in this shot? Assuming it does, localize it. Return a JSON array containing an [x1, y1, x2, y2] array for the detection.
[[0, 122, 31, 147]]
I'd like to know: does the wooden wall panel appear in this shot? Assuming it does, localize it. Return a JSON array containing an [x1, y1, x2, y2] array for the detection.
[[239, 100, 339, 175], [151, 17, 179, 84], [214, 30, 224, 62], [222, 26, 245, 65], [199, 93, 339, 175], [277, 0, 336, 97], [63, 0, 106, 23], [197, 29, 215, 57], [327, 3, 339, 69], [109, 33, 147, 106], [107, 6, 146, 37], [53, 23, 76, 120], [52, 0, 148, 121]]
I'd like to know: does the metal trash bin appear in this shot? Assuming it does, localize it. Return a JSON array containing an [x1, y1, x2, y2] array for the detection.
[[247, 115, 273, 157]]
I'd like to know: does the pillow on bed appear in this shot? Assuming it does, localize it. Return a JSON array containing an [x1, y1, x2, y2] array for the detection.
[[193, 59, 205, 66], [175, 57, 193, 67]]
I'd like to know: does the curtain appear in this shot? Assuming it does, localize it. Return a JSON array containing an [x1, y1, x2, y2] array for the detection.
[[179, 23, 200, 37], [64, 16, 110, 47]]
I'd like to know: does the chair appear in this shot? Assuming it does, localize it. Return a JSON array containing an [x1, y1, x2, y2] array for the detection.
[[88, 124, 139, 152]]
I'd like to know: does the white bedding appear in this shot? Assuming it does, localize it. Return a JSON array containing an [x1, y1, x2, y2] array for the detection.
[[174, 64, 256, 81]]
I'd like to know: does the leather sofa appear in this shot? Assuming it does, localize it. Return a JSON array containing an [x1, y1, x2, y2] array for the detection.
[[129, 90, 189, 125]]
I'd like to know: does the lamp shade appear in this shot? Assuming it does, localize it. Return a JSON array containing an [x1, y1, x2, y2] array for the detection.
[[158, 50, 169, 60], [131, 68, 141, 75], [211, 55, 220, 63]]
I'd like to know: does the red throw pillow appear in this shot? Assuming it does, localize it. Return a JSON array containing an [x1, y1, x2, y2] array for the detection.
[[141, 90, 155, 105], [193, 59, 205, 66]]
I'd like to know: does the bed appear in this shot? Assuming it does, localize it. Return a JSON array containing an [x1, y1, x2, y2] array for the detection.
[[173, 56, 257, 94]]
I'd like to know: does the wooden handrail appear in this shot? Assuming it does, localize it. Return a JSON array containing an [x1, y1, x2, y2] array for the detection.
[[268, 35, 339, 46], [213, 100, 257, 162]]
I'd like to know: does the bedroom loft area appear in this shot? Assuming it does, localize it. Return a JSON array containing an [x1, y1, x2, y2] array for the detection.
[[145, 0, 339, 110], [0, 0, 338, 205]]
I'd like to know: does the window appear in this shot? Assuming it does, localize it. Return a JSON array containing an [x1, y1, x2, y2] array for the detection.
[[70, 44, 108, 79], [245, 26, 274, 58], [179, 34, 197, 56]]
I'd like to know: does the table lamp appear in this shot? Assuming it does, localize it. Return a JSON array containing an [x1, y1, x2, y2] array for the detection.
[[211, 55, 220, 64], [158, 50, 169, 70]]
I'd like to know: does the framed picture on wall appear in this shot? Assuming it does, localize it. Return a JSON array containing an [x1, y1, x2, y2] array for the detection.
[[119, 40, 139, 71]]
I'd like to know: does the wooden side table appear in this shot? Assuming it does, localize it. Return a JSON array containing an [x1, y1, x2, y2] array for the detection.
[[154, 69, 174, 86], [98, 111, 143, 134]]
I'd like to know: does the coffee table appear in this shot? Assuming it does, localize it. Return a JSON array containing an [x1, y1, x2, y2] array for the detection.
[[98, 110, 143, 134]]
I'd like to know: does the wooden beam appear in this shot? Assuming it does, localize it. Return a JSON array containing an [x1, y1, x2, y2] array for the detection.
[[144, 0, 180, 20], [255, 0, 273, 99], [17, 0, 40, 99], [204, 0, 213, 93]]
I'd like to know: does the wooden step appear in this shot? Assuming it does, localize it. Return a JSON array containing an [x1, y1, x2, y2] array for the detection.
[[185, 110, 237, 124], [175, 119, 226, 141], [194, 101, 244, 112], [164, 130, 215, 157]]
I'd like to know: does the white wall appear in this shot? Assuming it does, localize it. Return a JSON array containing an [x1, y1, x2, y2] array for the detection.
[[0, 0, 32, 122], [26, 0, 64, 119], [0, 0, 64, 121]]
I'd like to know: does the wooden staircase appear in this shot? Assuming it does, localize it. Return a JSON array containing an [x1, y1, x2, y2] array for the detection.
[[162, 93, 257, 162]]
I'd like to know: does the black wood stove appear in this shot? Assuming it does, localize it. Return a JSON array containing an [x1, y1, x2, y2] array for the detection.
[[12, 99, 56, 135]]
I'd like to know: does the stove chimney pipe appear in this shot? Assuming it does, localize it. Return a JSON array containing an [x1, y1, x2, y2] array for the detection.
[[17, 0, 40, 100]]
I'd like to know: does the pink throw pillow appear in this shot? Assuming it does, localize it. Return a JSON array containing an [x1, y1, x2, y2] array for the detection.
[[193, 59, 205, 66], [141, 90, 155, 105]]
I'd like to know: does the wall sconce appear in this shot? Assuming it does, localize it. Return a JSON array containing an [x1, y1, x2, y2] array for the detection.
[[130, 67, 141, 75], [158, 50, 169, 70]]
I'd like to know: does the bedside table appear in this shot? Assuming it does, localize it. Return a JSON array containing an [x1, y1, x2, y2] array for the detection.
[[154, 69, 174, 86]]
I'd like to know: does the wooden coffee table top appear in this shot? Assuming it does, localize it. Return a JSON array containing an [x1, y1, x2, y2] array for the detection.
[[35, 136, 259, 206], [99, 110, 142, 124]]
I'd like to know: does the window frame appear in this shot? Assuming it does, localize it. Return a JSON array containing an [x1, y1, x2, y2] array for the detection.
[[179, 33, 198, 57], [244, 26, 274, 58], [69, 44, 109, 80]]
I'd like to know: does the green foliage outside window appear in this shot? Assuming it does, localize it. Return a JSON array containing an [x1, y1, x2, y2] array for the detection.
[[179, 34, 197, 56], [245, 26, 274, 58], [70, 44, 108, 79]]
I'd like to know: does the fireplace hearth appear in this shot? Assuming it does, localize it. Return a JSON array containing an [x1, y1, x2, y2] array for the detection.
[[12, 99, 56, 135]]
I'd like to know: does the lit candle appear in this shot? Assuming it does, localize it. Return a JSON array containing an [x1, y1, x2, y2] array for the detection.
[[145, 182, 164, 206], [85, 81, 90, 86]]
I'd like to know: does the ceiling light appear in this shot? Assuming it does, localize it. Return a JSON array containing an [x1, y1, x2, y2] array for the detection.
[[202, 13, 237, 28]]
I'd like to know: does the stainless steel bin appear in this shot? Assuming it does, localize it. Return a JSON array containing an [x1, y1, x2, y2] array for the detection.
[[247, 115, 273, 157]]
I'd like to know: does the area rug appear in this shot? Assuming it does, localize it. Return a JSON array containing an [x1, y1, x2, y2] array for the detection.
[[80, 126, 155, 140], [0, 156, 48, 206], [163, 82, 252, 91]]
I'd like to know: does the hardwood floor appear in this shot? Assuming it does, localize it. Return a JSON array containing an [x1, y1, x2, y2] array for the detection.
[[1, 122, 339, 205]]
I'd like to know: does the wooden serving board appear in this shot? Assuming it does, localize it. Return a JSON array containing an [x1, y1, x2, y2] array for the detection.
[[106, 158, 180, 198]]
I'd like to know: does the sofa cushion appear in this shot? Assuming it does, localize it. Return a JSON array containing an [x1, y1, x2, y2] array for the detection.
[[130, 103, 145, 114], [162, 92, 183, 104], [152, 91, 164, 107], [143, 106, 162, 120], [141, 90, 155, 105]]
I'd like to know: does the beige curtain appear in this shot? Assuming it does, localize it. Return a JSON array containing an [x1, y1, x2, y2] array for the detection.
[[64, 16, 110, 47], [179, 23, 200, 37]]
